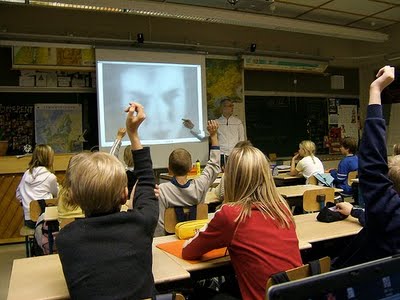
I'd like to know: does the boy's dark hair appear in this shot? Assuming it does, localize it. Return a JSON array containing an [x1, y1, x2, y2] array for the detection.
[[169, 148, 192, 176], [342, 137, 358, 154]]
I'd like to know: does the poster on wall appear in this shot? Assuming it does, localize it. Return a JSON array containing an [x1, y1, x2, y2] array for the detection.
[[12, 46, 95, 70], [35, 104, 83, 153], [205, 58, 243, 120], [338, 105, 359, 141], [0, 104, 34, 155]]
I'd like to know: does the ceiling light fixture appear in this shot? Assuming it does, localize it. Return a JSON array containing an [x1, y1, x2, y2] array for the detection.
[[29, 0, 388, 43]]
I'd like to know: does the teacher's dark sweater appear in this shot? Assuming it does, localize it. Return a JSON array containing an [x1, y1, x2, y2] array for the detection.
[[57, 147, 158, 300]]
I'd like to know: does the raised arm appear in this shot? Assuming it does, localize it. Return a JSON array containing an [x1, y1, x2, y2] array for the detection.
[[109, 128, 126, 158], [125, 103, 158, 229], [359, 66, 397, 236]]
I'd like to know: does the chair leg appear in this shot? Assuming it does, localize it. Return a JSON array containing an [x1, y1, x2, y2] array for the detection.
[[25, 236, 30, 257]]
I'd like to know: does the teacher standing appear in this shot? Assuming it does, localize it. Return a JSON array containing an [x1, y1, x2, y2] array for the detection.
[[216, 97, 245, 157]]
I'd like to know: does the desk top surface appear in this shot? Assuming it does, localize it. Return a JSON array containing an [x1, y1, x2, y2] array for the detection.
[[8, 211, 360, 300], [44, 206, 58, 221], [294, 212, 362, 243], [7, 247, 190, 300], [277, 185, 343, 198]]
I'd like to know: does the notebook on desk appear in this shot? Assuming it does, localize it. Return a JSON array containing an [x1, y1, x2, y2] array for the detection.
[[268, 255, 400, 300]]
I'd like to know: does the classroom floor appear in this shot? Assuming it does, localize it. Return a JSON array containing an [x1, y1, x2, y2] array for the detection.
[[0, 243, 25, 300]]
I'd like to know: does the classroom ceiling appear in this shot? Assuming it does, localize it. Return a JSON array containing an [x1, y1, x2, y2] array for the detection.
[[1, 0, 399, 43], [145, 0, 400, 32]]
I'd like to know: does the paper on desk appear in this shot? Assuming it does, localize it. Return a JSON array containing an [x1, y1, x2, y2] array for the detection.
[[156, 240, 228, 264]]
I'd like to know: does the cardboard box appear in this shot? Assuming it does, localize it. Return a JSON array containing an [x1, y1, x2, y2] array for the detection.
[[19, 76, 35, 87], [58, 76, 71, 87], [71, 77, 85, 87], [46, 73, 58, 87]]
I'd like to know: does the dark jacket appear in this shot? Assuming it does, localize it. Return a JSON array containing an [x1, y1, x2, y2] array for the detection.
[[57, 147, 159, 300], [333, 104, 400, 269], [359, 104, 400, 259]]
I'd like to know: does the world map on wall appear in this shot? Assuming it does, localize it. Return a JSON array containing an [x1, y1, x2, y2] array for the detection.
[[35, 104, 83, 153]]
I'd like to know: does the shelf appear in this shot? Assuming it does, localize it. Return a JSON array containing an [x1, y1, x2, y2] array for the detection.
[[0, 86, 96, 93]]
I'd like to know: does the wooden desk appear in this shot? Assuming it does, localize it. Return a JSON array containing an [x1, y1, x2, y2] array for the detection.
[[153, 233, 312, 274], [273, 173, 305, 186], [7, 247, 190, 300], [277, 185, 343, 198], [294, 213, 362, 244], [8, 213, 361, 300], [44, 206, 59, 221]]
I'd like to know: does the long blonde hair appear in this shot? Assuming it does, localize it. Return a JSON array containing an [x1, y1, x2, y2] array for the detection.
[[299, 140, 317, 163], [28, 144, 54, 173], [223, 145, 294, 228]]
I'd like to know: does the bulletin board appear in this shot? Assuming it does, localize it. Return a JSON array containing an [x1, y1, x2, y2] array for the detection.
[[327, 98, 359, 154], [0, 104, 34, 155]]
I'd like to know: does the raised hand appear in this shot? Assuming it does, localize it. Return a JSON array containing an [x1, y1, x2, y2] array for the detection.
[[207, 120, 219, 136], [117, 128, 126, 140], [370, 66, 395, 93], [125, 102, 146, 135], [182, 119, 194, 129]]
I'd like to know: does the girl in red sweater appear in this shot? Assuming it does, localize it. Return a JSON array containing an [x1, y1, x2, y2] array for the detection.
[[182, 145, 302, 300]]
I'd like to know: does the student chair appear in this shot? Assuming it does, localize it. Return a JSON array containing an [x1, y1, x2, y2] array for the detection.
[[19, 198, 58, 257], [265, 256, 331, 300], [307, 175, 318, 185], [19, 224, 35, 257], [164, 203, 208, 234], [302, 188, 335, 213], [340, 170, 358, 203]]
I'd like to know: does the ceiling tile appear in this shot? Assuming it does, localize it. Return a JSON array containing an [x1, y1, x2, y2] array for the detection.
[[375, 7, 400, 21], [262, 2, 311, 18], [299, 8, 363, 25], [350, 17, 395, 29], [321, 0, 393, 15], [278, 0, 330, 6]]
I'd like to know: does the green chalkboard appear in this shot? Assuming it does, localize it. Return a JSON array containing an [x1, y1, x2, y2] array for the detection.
[[245, 96, 329, 157]]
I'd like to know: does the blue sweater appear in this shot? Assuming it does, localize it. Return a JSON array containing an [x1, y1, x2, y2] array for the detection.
[[330, 155, 358, 194]]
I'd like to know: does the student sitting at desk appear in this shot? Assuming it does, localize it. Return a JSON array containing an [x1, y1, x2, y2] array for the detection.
[[326, 137, 358, 195], [214, 140, 253, 202], [290, 140, 324, 184], [182, 144, 302, 300], [16, 144, 59, 229], [57, 102, 159, 299], [154, 120, 221, 236], [333, 66, 400, 269]]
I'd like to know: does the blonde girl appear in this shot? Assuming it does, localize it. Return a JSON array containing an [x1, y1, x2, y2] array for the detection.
[[182, 145, 302, 300]]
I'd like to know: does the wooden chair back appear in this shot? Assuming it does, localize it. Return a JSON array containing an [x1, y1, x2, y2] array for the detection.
[[307, 175, 318, 185], [59, 218, 75, 229], [30, 198, 58, 222], [164, 203, 208, 234], [347, 170, 358, 186], [302, 188, 335, 213], [266, 256, 331, 300]]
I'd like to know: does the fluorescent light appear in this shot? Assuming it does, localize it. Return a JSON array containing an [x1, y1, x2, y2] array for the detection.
[[30, 0, 388, 43]]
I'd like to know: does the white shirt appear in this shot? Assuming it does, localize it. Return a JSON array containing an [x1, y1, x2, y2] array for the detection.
[[216, 115, 245, 156], [296, 155, 324, 183]]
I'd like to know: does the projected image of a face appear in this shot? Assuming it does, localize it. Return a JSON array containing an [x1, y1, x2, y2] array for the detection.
[[120, 65, 185, 139], [98, 61, 203, 146]]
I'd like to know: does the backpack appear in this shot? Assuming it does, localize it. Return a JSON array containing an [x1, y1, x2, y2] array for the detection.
[[34, 200, 60, 255]]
